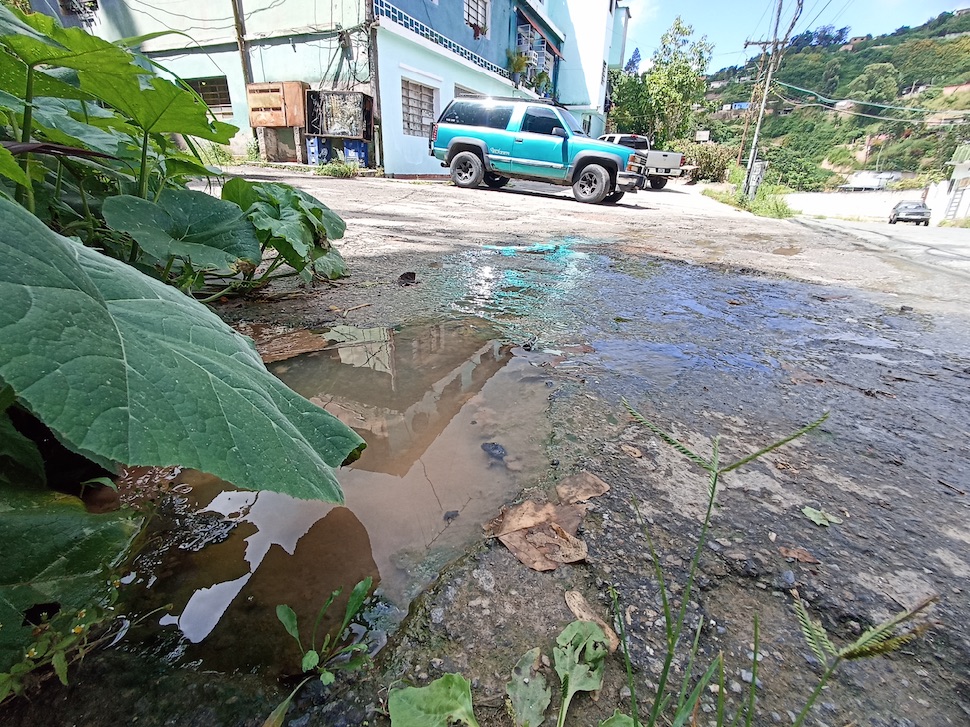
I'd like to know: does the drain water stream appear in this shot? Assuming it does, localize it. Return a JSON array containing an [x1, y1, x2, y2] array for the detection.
[[125, 319, 552, 674]]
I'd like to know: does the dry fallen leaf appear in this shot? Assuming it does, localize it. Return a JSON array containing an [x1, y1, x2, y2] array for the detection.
[[565, 591, 620, 652], [779, 546, 820, 564], [526, 523, 588, 563], [556, 471, 610, 504], [620, 443, 642, 458]]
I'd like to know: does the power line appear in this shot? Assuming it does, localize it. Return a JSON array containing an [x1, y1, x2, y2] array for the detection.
[[771, 91, 968, 124], [777, 80, 970, 114]]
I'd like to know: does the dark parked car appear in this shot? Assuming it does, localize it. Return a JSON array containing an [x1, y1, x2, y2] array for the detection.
[[889, 201, 931, 226]]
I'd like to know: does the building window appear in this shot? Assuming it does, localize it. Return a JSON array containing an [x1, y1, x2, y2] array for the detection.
[[464, 0, 489, 32], [185, 76, 233, 117], [402, 78, 436, 137]]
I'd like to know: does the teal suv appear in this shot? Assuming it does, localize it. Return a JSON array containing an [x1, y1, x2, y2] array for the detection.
[[429, 97, 650, 204]]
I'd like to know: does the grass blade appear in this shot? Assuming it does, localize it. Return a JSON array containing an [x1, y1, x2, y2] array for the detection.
[[720, 413, 828, 474]]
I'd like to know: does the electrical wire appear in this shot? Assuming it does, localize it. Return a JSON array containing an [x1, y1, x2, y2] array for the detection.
[[770, 89, 967, 124], [777, 80, 970, 113]]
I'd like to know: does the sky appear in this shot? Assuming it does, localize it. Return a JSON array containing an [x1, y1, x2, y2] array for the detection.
[[622, 0, 970, 72]]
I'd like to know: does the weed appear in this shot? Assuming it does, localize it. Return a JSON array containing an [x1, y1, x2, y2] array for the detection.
[[262, 577, 374, 726], [315, 161, 360, 178], [382, 406, 936, 726], [199, 142, 235, 167]]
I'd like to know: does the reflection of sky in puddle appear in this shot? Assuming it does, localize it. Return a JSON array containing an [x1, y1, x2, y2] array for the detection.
[[137, 320, 552, 670]]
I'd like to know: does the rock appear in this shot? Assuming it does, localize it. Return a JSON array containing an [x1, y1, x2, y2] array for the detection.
[[619, 686, 632, 699], [481, 442, 507, 460], [288, 715, 311, 727], [430, 607, 445, 624], [730, 680, 743, 694], [781, 570, 796, 587]]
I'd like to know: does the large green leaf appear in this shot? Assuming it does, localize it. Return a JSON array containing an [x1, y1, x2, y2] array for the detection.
[[82, 73, 236, 143], [0, 6, 51, 43], [1, 95, 130, 157], [0, 197, 364, 502], [0, 479, 140, 671], [0, 49, 92, 103], [1, 11, 141, 77], [102, 189, 261, 271], [312, 247, 347, 280], [0, 142, 27, 186], [388, 673, 481, 727]]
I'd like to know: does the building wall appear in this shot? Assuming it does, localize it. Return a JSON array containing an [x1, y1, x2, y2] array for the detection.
[[393, 0, 516, 69], [375, 20, 517, 176], [546, 0, 615, 138]]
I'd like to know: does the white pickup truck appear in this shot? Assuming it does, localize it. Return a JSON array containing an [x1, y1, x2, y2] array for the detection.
[[597, 134, 683, 189]]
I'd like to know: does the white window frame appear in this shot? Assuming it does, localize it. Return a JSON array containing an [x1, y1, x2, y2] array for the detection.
[[401, 78, 437, 137], [464, 0, 490, 35]]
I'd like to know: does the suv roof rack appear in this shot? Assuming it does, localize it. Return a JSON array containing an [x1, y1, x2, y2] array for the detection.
[[454, 94, 560, 107]]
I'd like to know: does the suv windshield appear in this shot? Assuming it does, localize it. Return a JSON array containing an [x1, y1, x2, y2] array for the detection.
[[558, 108, 588, 136]]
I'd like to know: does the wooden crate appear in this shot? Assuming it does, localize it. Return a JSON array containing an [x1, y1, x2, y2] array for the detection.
[[246, 81, 308, 128]]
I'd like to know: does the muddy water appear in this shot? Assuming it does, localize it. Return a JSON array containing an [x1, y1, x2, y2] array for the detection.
[[125, 319, 553, 674]]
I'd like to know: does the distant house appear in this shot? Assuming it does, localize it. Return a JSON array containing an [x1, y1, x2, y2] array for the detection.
[[732, 101, 750, 111], [839, 171, 902, 191], [708, 80, 728, 90]]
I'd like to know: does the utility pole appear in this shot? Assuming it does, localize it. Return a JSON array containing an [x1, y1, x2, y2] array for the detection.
[[737, 45, 769, 165], [230, 0, 254, 85], [742, 0, 803, 198]]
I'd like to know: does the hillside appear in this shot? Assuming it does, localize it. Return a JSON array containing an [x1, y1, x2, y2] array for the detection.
[[700, 11, 969, 190]]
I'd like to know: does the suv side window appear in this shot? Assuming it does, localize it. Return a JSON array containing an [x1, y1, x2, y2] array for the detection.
[[441, 101, 513, 129], [521, 106, 564, 136]]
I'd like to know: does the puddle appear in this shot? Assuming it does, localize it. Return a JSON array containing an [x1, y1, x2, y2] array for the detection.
[[124, 319, 552, 674]]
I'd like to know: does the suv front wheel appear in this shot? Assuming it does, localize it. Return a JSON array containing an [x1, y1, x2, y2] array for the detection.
[[450, 151, 485, 188], [573, 164, 610, 204]]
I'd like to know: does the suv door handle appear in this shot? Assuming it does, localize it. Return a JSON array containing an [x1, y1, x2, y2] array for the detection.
[[514, 138, 524, 143]]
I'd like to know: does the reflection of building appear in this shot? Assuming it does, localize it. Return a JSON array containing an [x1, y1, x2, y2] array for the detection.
[[273, 322, 511, 477]]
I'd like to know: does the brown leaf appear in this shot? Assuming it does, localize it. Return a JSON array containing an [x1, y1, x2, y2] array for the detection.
[[498, 530, 559, 571], [556, 471, 610, 504], [779, 546, 820, 564], [565, 591, 620, 652], [526, 523, 588, 563], [620, 443, 642, 458]]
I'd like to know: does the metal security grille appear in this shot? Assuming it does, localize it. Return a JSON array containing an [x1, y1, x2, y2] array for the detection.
[[401, 79, 435, 137], [464, 0, 488, 29], [185, 77, 232, 109]]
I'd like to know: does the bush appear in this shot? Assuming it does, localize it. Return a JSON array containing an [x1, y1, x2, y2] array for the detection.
[[763, 146, 835, 191], [702, 180, 795, 219], [671, 141, 736, 182]]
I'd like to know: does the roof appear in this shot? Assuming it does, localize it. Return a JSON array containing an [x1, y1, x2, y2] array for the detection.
[[949, 144, 970, 164]]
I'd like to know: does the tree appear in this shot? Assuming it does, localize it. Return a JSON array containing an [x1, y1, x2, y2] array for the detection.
[[624, 47, 641, 75], [821, 58, 841, 95], [846, 62, 900, 105], [609, 17, 711, 148]]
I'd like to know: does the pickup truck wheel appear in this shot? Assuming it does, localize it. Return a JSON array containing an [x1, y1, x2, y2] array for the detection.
[[603, 191, 625, 204], [573, 164, 610, 204], [483, 173, 510, 189], [451, 151, 485, 188], [649, 176, 668, 190]]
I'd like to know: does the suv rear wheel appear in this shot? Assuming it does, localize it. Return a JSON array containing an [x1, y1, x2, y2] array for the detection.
[[649, 176, 667, 190], [573, 164, 610, 204], [483, 173, 509, 189], [451, 151, 485, 188]]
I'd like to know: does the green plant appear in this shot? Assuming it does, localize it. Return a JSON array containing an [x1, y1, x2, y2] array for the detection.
[[791, 596, 936, 727], [532, 70, 552, 94], [315, 160, 360, 178], [507, 50, 529, 74], [246, 137, 261, 161], [671, 141, 735, 182], [0, 7, 365, 691], [264, 578, 375, 726], [199, 141, 234, 167]]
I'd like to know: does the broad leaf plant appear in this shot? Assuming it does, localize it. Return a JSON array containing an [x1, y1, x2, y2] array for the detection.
[[0, 5, 364, 692]]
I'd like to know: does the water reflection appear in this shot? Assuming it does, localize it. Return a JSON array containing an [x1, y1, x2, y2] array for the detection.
[[131, 319, 551, 670]]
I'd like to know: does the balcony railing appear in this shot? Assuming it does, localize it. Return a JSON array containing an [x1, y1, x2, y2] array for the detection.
[[374, 0, 510, 79]]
